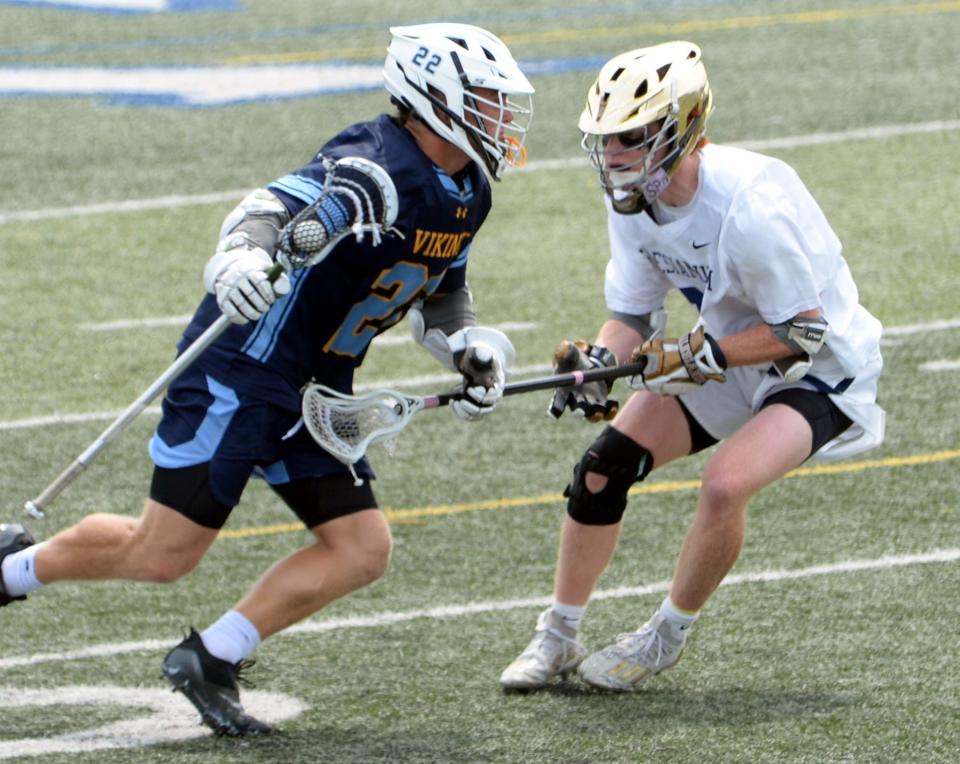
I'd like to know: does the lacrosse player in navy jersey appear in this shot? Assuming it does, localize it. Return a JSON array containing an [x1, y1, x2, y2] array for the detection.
[[0, 23, 533, 736], [500, 41, 885, 692]]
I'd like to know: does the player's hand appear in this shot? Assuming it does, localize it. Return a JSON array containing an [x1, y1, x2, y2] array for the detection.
[[212, 237, 291, 325], [547, 340, 619, 421], [627, 326, 726, 394], [450, 341, 506, 421]]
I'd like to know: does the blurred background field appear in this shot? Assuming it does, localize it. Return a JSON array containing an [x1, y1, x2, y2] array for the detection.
[[0, 1, 958, 762]]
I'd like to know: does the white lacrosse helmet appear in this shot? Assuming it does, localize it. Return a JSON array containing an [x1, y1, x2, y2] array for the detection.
[[383, 23, 534, 182], [579, 41, 713, 213]]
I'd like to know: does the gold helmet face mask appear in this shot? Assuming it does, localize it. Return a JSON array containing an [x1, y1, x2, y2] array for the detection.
[[578, 41, 714, 214]]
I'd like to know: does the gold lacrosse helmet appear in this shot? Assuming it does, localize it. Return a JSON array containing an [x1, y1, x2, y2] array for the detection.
[[579, 41, 713, 213]]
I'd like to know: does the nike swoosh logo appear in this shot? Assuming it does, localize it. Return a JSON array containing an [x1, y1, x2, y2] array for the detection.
[[692, 241, 710, 249]]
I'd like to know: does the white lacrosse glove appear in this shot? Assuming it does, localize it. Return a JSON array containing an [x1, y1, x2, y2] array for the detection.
[[450, 341, 507, 421], [547, 340, 619, 422], [628, 326, 727, 394], [204, 232, 291, 325]]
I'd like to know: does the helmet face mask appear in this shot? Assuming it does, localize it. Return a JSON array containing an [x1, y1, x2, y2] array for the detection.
[[462, 87, 530, 175], [383, 23, 534, 182], [583, 118, 677, 204], [578, 41, 713, 213]]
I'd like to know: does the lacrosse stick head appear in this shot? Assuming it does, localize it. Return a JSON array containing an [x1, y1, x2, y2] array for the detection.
[[278, 156, 399, 270], [301, 384, 422, 477]]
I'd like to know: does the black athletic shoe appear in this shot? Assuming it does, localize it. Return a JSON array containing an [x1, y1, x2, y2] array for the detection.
[[161, 628, 271, 737], [0, 523, 35, 607]]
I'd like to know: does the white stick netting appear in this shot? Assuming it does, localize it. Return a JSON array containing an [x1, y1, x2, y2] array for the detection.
[[301, 385, 420, 483]]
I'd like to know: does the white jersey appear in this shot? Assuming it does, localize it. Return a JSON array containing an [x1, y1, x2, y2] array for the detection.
[[603, 143, 884, 459]]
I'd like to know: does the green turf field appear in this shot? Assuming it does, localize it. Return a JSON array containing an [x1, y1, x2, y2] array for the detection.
[[1, 1, 959, 761]]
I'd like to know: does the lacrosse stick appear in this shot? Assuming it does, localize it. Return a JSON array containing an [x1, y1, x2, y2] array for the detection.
[[24, 157, 399, 519], [301, 357, 653, 484]]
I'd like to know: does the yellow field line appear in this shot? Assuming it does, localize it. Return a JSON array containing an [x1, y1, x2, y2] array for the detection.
[[221, 3, 960, 65], [218, 448, 960, 539]]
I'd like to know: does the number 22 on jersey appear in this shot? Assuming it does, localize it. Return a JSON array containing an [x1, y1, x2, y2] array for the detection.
[[324, 262, 442, 357]]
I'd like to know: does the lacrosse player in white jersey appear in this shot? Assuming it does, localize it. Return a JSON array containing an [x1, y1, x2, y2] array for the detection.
[[500, 41, 884, 692], [0, 23, 533, 736]]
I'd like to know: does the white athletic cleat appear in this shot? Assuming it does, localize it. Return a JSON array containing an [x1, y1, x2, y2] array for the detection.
[[578, 613, 688, 692], [500, 608, 588, 690]]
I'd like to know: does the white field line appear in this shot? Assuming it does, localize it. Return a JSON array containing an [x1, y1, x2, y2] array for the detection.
[[0, 408, 159, 431], [882, 318, 960, 335], [0, 686, 309, 758], [1, 317, 958, 431], [727, 120, 960, 151], [81, 314, 960, 338], [372, 321, 537, 346], [0, 362, 553, 431], [880, 318, 960, 366], [79, 315, 538, 340], [919, 360, 960, 372], [2, 120, 959, 226], [0, 189, 250, 225], [0, 547, 956, 670]]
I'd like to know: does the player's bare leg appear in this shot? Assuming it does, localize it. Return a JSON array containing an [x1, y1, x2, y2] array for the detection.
[[11, 501, 269, 736], [554, 392, 692, 605], [669, 402, 812, 610], [501, 392, 690, 690], [34, 500, 217, 584], [553, 518, 621, 606], [235, 508, 392, 639], [579, 402, 814, 691], [162, 508, 391, 736]]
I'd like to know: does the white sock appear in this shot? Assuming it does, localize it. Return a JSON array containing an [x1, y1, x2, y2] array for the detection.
[[551, 601, 586, 634], [658, 596, 699, 639], [201, 610, 261, 665], [1, 543, 44, 598]]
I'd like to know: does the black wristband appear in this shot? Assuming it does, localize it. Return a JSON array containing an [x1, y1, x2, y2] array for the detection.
[[704, 332, 727, 370]]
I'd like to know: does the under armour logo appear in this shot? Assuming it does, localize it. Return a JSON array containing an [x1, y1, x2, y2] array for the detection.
[[455, 206, 468, 219]]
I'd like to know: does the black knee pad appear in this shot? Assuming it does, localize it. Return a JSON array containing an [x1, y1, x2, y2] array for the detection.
[[564, 426, 653, 525]]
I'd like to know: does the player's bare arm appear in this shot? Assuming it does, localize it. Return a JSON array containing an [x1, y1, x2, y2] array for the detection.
[[715, 307, 824, 368]]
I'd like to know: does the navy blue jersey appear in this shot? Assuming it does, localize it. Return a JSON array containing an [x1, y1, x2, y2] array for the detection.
[[179, 114, 492, 411]]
